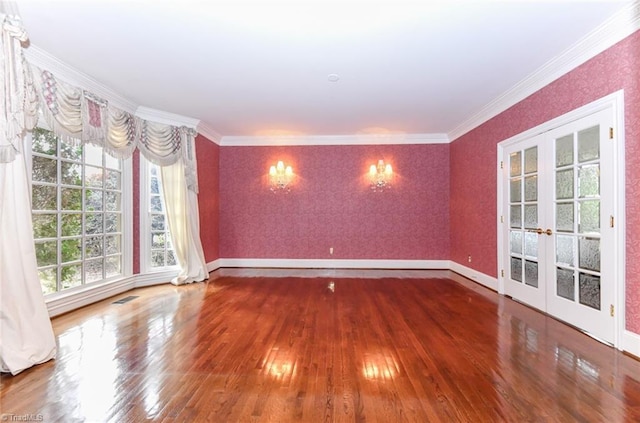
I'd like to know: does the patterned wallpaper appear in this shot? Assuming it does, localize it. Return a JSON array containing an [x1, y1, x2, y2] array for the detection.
[[218, 144, 450, 260], [449, 31, 640, 332], [195, 135, 220, 262]]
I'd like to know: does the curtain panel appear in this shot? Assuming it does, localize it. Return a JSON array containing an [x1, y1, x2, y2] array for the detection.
[[1, 3, 56, 375]]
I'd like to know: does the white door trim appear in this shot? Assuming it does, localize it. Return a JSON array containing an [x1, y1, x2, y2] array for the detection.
[[497, 90, 625, 349]]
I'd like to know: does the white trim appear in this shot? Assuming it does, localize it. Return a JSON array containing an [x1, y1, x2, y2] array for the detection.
[[448, 2, 640, 141], [46, 276, 136, 317], [496, 91, 625, 348], [613, 90, 627, 349], [196, 122, 222, 145], [622, 330, 640, 358], [449, 261, 498, 291], [207, 259, 222, 273], [218, 258, 450, 269], [220, 133, 450, 147], [499, 91, 624, 148], [134, 270, 179, 288], [24, 45, 138, 114], [135, 106, 199, 129]]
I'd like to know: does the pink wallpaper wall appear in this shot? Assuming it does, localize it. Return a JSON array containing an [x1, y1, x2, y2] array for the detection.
[[195, 135, 220, 263], [132, 150, 140, 274], [218, 144, 450, 260], [449, 31, 640, 332]]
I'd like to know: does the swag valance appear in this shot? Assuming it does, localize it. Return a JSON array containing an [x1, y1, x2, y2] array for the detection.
[[34, 67, 200, 192], [1, 25, 199, 193]]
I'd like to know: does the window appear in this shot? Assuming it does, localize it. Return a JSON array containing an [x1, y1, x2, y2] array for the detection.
[[31, 128, 125, 294], [141, 159, 176, 271]]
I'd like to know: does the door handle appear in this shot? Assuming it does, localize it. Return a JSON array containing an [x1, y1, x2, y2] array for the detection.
[[525, 228, 544, 235], [545, 229, 553, 236]]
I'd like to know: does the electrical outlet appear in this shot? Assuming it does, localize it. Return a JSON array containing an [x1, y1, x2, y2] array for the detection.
[[468, 255, 472, 263], [329, 247, 334, 255]]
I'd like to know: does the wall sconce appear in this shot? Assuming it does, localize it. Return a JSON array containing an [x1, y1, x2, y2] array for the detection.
[[369, 159, 393, 191], [269, 160, 293, 192]]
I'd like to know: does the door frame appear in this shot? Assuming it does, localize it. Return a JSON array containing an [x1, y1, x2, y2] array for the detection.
[[496, 90, 625, 348]]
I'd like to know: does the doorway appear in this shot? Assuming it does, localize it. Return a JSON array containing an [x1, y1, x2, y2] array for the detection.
[[497, 92, 624, 346]]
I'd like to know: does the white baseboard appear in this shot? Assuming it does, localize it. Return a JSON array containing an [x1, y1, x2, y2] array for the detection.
[[46, 277, 136, 317], [134, 270, 179, 287], [622, 330, 640, 358], [207, 259, 222, 273], [449, 261, 498, 291], [217, 258, 449, 269]]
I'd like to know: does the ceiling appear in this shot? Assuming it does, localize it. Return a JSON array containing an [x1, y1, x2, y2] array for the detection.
[[15, 0, 636, 140]]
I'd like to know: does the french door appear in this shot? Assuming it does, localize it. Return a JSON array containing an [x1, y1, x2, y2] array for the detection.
[[502, 108, 616, 344]]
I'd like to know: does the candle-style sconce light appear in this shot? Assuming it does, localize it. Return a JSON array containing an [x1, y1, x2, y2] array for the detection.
[[369, 159, 393, 191], [269, 160, 293, 192]]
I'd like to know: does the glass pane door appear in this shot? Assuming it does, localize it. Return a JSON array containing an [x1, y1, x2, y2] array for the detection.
[[505, 141, 546, 311]]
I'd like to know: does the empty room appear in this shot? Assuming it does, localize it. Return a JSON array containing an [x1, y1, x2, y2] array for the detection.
[[2, 0, 640, 421]]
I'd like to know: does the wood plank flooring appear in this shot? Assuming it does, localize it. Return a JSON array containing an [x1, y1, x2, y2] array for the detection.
[[2, 270, 640, 422]]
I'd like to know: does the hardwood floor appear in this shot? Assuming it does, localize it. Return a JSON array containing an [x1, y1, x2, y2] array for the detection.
[[2, 270, 640, 422]]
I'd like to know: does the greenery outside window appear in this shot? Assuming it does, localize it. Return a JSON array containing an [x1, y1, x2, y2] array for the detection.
[[31, 128, 124, 295]]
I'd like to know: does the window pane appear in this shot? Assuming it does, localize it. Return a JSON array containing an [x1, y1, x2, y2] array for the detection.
[[32, 129, 58, 155], [105, 170, 121, 190], [510, 152, 522, 177], [61, 238, 81, 263], [61, 188, 82, 210], [84, 259, 103, 283], [33, 185, 57, 210], [85, 213, 103, 235], [32, 156, 57, 183], [84, 144, 103, 167], [556, 134, 574, 167], [150, 195, 163, 212], [151, 251, 165, 267], [106, 256, 121, 277], [35, 241, 57, 267], [61, 264, 82, 290], [85, 236, 103, 258], [105, 213, 121, 233], [62, 213, 82, 237], [524, 147, 537, 174], [60, 143, 82, 161], [85, 166, 103, 188], [151, 214, 165, 231], [30, 129, 125, 295], [105, 192, 121, 211], [61, 161, 82, 186], [167, 250, 177, 266], [105, 235, 121, 255], [85, 189, 103, 211], [578, 125, 599, 163], [105, 153, 120, 170], [33, 213, 58, 239]]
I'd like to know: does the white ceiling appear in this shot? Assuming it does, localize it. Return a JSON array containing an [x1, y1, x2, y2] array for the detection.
[[15, 0, 636, 140]]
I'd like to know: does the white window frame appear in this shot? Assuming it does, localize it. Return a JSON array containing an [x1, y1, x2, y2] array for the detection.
[[27, 126, 133, 299], [139, 156, 179, 276]]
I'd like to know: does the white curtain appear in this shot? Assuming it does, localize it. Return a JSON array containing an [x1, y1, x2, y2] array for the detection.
[[1, 1, 56, 375], [160, 157, 207, 285], [0, 148, 57, 375]]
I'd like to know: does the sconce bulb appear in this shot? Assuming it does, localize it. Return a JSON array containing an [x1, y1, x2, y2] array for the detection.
[[385, 164, 393, 175], [276, 161, 285, 172], [369, 164, 377, 176], [285, 166, 293, 176], [269, 165, 277, 176]]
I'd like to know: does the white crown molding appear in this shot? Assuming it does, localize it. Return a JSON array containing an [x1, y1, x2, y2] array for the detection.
[[196, 121, 223, 145], [24, 44, 138, 114], [220, 133, 449, 147], [447, 1, 640, 142], [135, 106, 200, 129]]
